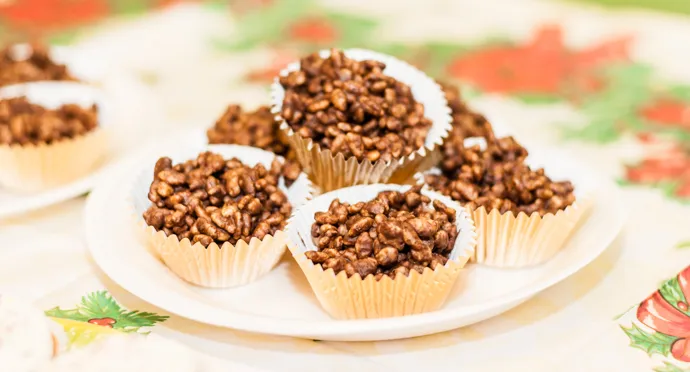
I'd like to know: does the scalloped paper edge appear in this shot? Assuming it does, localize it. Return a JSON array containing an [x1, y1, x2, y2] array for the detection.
[[270, 48, 452, 191], [141, 222, 288, 288], [416, 162, 594, 267], [130, 144, 315, 288], [0, 82, 112, 191], [286, 184, 477, 319]]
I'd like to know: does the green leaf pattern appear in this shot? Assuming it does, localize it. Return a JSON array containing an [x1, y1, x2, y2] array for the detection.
[[620, 324, 678, 357], [659, 277, 690, 316], [45, 291, 168, 332], [654, 362, 690, 372]]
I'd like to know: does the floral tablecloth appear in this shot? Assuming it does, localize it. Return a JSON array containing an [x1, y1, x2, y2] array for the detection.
[[1, 0, 690, 370]]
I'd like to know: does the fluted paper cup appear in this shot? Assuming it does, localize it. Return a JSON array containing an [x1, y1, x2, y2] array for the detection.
[[0, 82, 112, 192], [131, 145, 314, 288], [286, 184, 476, 319], [468, 197, 592, 267], [419, 145, 595, 268], [271, 49, 452, 192]]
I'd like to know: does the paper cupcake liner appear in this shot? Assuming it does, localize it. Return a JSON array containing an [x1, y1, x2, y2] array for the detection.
[[469, 196, 593, 267], [0, 82, 112, 191], [271, 48, 452, 192], [131, 144, 314, 288], [141, 222, 288, 288], [417, 145, 596, 268], [286, 184, 477, 319]]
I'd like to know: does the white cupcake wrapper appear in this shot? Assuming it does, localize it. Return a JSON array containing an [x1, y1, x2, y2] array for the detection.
[[131, 144, 315, 288], [0, 82, 112, 191], [416, 147, 595, 267], [286, 184, 477, 319], [270, 48, 452, 191]]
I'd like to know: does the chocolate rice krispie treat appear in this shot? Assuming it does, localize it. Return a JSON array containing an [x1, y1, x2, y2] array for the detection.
[[426, 136, 575, 216], [439, 81, 494, 141], [143, 152, 293, 246], [279, 48, 433, 163], [0, 44, 75, 87], [207, 104, 301, 186], [305, 186, 459, 280], [207, 105, 293, 158], [0, 96, 98, 146]]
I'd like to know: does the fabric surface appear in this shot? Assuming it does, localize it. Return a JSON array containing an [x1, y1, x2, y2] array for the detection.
[[1, 1, 690, 371]]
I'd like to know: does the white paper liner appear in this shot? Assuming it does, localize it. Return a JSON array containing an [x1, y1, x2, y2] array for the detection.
[[286, 184, 477, 319], [270, 48, 452, 191], [0, 82, 112, 192], [131, 144, 314, 288], [0, 296, 56, 369], [469, 197, 593, 267], [417, 147, 596, 267]]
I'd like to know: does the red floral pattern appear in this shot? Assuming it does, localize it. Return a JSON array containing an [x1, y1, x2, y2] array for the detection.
[[626, 137, 690, 198], [287, 17, 338, 44], [244, 49, 298, 83], [640, 99, 690, 131], [446, 25, 631, 99], [0, 0, 108, 32], [638, 266, 690, 362]]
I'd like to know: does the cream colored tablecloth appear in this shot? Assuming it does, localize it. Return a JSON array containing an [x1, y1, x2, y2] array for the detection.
[[2, 2, 690, 371]]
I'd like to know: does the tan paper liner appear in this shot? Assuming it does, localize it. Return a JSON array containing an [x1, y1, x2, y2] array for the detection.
[[131, 144, 315, 288], [0, 130, 109, 191], [417, 143, 596, 267], [286, 184, 477, 320], [469, 197, 593, 267], [0, 82, 112, 192], [271, 49, 452, 192], [142, 223, 288, 288]]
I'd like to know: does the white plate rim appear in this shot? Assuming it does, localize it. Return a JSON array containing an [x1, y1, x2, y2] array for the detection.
[[0, 166, 104, 220], [84, 147, 625, 341]]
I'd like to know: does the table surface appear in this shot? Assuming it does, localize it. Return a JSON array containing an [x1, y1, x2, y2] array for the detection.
[[1, 1, 690, 371]]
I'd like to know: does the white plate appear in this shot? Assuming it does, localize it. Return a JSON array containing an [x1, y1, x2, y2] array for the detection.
[[84, 143, 624, 341], [0, 48, 164, 220]]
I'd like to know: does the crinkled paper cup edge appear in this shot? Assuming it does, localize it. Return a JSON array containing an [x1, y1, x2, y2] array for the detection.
[[286, 183, 476, 319], [140, 221, 287, 288], [270, 48, 451, 191], [0, 128, 109, 191], [129, 144, 315, 288], [0, 82, 113, 191], [469, 194, 594, 267], [416, 161, 595, 268]]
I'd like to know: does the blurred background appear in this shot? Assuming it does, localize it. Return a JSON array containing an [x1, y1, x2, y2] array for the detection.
[[1, 0, 689, 203]]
